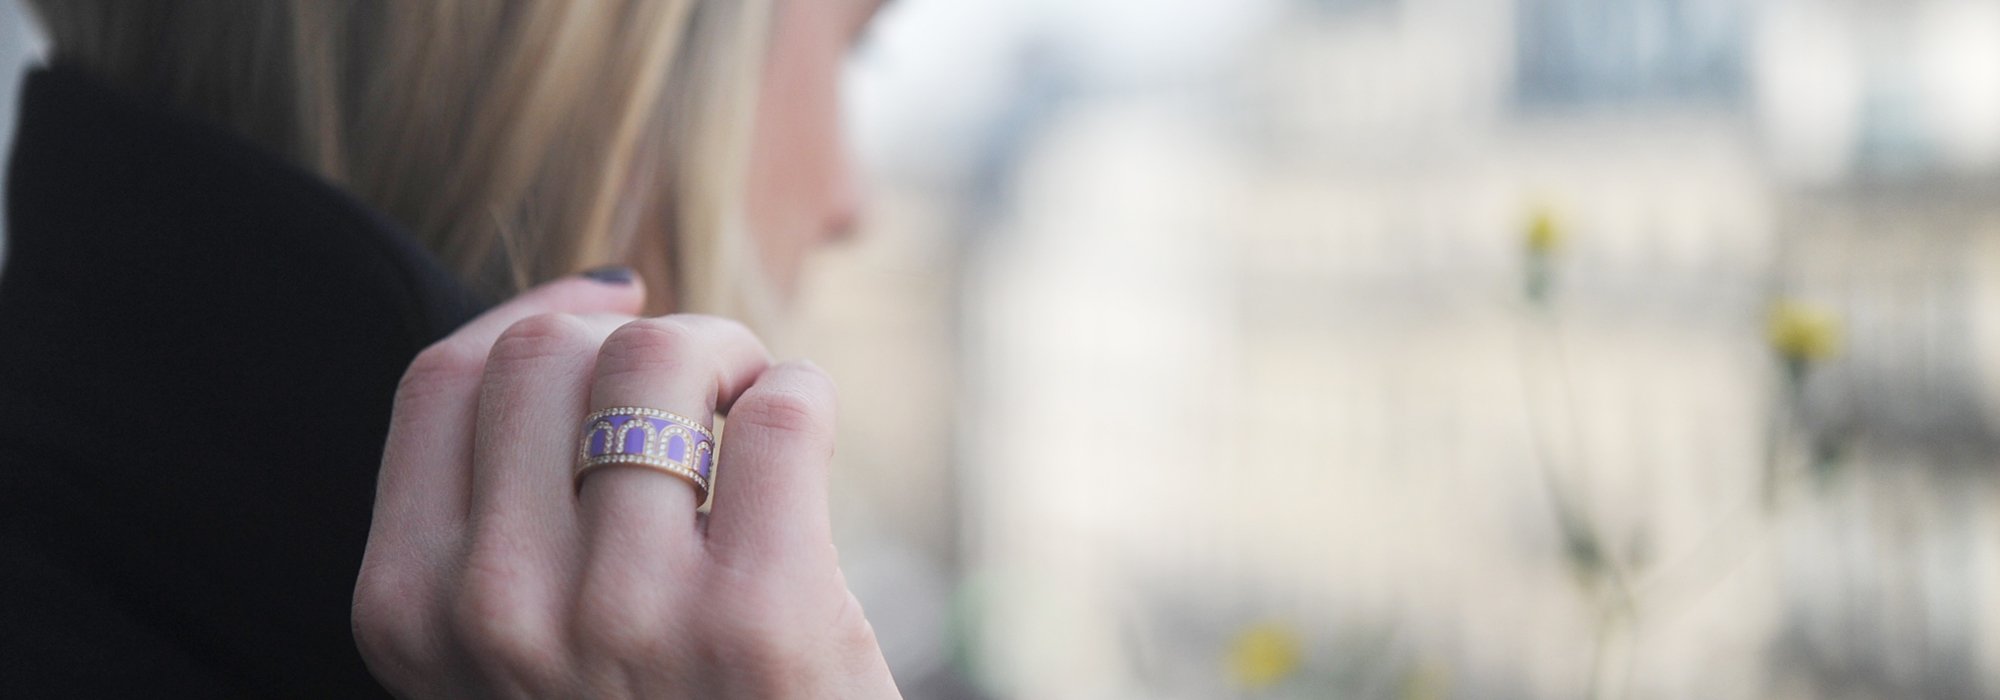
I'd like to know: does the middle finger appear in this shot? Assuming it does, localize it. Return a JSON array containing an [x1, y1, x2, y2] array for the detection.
[[576, 316, 770, 586]]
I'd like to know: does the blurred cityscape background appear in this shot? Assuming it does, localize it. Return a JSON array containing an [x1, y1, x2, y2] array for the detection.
[[10, 0, 2000, 698]]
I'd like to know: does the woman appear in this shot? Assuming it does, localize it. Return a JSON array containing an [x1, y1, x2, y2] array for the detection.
[[0, 0, 900, 697]]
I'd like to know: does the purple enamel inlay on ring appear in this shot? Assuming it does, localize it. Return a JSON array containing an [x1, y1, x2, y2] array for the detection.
[[580, 411, 714, 480]]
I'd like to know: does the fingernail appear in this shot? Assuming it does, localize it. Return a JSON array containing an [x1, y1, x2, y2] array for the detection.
[[581, 265, 635, 285]]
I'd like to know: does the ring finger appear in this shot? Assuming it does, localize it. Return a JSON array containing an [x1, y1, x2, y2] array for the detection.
[[574, 316, 770, 595]]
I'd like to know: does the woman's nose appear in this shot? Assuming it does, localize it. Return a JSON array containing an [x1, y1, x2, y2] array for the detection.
[[822, 156, 865, 245]]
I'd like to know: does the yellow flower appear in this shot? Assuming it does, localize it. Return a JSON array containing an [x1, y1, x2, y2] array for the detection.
[[1767, 300, 1841, 362], [1226, 622, 1302, 689], [1525, 206, 1564, 255]]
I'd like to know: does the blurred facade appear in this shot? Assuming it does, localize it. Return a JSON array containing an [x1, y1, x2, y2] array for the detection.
[[816, 0, 2000, 698]]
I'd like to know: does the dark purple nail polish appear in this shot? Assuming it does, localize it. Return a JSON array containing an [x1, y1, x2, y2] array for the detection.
[[581, 265, 635, 285]]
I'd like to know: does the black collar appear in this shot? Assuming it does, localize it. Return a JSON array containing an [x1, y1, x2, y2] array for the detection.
[[4, 64, 487, 337], [0, 64, 484, 697]]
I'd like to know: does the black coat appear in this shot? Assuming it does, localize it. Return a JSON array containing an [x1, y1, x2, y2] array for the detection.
[[0, 65, 487, 697]]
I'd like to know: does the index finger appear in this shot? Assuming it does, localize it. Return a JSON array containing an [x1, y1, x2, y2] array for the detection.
[[365, 270, 647, 573]]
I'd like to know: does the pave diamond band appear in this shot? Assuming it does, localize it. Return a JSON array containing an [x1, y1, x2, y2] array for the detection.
[[574, 407, 715, 500]]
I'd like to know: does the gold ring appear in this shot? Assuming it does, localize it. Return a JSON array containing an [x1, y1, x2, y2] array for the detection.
[[574, 407, 715, 501]]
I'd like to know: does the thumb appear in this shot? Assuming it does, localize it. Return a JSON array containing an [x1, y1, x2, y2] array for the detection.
[[446, 266, 647, 350]]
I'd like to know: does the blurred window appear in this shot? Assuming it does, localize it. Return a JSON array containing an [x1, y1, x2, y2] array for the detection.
[[1515, 0, 1745, 106]]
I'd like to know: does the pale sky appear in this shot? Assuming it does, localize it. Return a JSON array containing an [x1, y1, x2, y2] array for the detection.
[[846, 0, 1282, 182]]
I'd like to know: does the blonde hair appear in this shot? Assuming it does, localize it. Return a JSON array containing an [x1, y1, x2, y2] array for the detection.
[[24, 0, 775, 316]]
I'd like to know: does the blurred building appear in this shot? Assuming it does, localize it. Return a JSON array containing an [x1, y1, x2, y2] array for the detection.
[[798, 0, 2000, 698], [1758, 3, 2000, 699]]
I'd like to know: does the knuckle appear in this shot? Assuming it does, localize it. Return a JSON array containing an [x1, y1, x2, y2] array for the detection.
[[733, 378, 834, 440], [448, 558, 563, 678], [568, 594, 667, 661], [784, 361, 837, 394], [486, 313, 594, 369], [397, 341, 484, 402], [598, 317, 701, 375], [699, 610, 812, 690], [352, 562, 433, 671], [674, 313, 754, 340], [696, 585, 880, 691]]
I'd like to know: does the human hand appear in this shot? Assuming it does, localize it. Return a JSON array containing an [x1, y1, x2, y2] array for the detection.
[[352, 271, 900, 698]]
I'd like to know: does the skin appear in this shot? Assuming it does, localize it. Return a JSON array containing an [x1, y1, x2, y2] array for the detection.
[[350, 1, 900, 696], [745, 0, 876, 299]]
